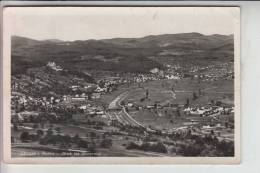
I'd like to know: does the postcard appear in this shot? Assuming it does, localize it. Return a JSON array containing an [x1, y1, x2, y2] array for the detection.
[[2, 6, 240, 164]]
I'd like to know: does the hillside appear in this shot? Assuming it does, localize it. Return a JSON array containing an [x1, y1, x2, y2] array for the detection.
[[102, 32, 233, 50], [11, 33, 234, 75]]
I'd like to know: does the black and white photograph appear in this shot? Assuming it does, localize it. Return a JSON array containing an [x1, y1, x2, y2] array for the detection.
[[2, 7, 240, 164]]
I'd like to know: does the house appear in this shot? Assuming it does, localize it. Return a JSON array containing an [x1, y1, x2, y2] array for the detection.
[[47, 61, 63, 71], [165, 74, 180, 80], [95, 87, 106, 93], [70, 85, 79, 91], [96, 111, 105, 115], [63, 95, 68, 101], [71, 97, 86, 102], [91, 93, 101, 99], [146, 105, 155, 109], [150, 68, 159, 74], [55, 99, 61, 103], [79, 105, 87, 110], [127, 103, 134, 107]]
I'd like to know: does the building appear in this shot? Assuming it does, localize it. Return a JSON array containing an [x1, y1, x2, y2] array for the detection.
[[47, 61, 63, 71], [91, 93, 101, 99]]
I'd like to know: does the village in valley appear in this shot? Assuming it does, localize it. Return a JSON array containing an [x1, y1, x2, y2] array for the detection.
[[11, 59, 235, 157]]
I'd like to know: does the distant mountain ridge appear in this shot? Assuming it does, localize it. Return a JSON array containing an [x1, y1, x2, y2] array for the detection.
[[103, 33, 233, 48], [12, 32, 233, 48], [11, 33, 234, 75]]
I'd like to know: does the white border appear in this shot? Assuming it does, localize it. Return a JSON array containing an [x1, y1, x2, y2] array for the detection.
[[1, 3, 240, 165]]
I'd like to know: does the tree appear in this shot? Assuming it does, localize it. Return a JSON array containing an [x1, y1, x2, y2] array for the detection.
[[90, 132, 96, 140], [40, 121, 45, 128], [181, 143, 204, 156], [55, 127, 61, 134], [77, 139, 88, 149], [73, 134, 80, 143], [88, 142, 96, 153], [217, 140, 234, 156], [33, 123, 39, 129], [145, 89, 149, 99], [13, 123, 18, 131], [47, 128, 53, 136], [176, 107, 181, 117], [192, 92, 198, 100], [20, 131, 30, 142], [216, 101, 222, 106], [225, 122, 229, 128], [36, 129, 44, 137], [154, 141, 168, 153], [186, 98, 190, 107], [100, 138, 113, 148], [171, 85, 175, 92], [64, 134, 72, 143]]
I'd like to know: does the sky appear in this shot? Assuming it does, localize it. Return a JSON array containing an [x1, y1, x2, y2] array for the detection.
[[4, 7, 239, 41]]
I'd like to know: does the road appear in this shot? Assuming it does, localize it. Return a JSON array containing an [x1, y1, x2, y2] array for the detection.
[[108, 92, 128, 110], [107, 91, 146, 128]]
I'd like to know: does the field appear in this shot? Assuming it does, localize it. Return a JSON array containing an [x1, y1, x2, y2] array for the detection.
[[101, 78, 233, 107], [104, 78, 234, 131], [125, 78, 233, 105]]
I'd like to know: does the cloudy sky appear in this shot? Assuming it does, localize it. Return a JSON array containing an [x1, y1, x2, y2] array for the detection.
[[4, 7, 239, 41]]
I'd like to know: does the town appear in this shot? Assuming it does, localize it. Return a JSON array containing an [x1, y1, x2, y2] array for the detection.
[[11, 60, 235, 157]]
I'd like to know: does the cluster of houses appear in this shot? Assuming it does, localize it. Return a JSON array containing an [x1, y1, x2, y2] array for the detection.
[[183, 106, 234, 117], [11, 90, 107, 123], [77, 103, 104, 115], [199, 64, 234, 81], [188, 63, 234, 81], [12, 91, 65, 109], [132, 74, 163, 83]]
